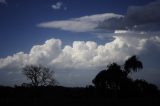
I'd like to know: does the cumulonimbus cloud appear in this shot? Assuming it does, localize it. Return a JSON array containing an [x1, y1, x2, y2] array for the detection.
[[0, 32, 160, 86]]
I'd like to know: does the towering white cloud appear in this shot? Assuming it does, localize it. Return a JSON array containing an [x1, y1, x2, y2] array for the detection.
[[29, 39, 62, 65], [0, 32, 160, 86]]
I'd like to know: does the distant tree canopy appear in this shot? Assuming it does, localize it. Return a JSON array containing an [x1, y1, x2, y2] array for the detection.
[[92, 55, 143, 89], [22, 65, 55, 86]]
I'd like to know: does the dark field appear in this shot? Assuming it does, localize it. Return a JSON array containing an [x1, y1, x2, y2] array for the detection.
[[0, 86, 160, 105]]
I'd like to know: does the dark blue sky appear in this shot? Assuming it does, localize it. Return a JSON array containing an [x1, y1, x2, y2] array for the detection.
[[0, 0, 155, 57]]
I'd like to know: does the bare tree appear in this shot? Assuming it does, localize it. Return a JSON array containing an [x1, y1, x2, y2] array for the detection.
[[22, 65, 55, 86]]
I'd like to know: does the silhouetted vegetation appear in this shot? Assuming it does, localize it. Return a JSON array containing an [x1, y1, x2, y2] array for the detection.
[[92, 55, 143, 89], [92, 56, 159, 98], [93, 63, 126, 89], [0, 55, 160, 105], [124, 55, 143, 75], [22, 65, 55, 86]]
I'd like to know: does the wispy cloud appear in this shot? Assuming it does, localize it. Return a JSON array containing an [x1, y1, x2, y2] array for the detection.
[[0, 0, 7, 5], [52, 1, 66, 10], [39, 0, 160, 33], [38, 13, 124, 32]]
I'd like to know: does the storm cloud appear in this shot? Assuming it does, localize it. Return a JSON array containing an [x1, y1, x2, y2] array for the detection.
[[38, 0, 160, 32], [0, 32, 160, 86]]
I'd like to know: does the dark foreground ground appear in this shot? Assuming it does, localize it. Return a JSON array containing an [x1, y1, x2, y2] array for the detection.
[[0, 86, 160, 106]]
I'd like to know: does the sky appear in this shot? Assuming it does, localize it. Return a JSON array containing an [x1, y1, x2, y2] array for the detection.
[[0, 0, 160, 87]]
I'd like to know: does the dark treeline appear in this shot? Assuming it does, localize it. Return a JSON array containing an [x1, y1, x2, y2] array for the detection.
[[0, 55, 160, 105]]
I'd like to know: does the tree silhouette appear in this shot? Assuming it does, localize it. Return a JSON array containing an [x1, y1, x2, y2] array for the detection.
[[92, 55, 143, 90], [134, 79, 159, 96], [124, 55, 143, 75], [106, 63, 126, 89], [92, 70, 108, 88], [93, 63, 126, 89], [22, 65, 55, 86]]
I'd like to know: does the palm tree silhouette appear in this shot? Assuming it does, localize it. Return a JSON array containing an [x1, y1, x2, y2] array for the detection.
[[92, 55, 143, 90], [124, 55, 143, 75]]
